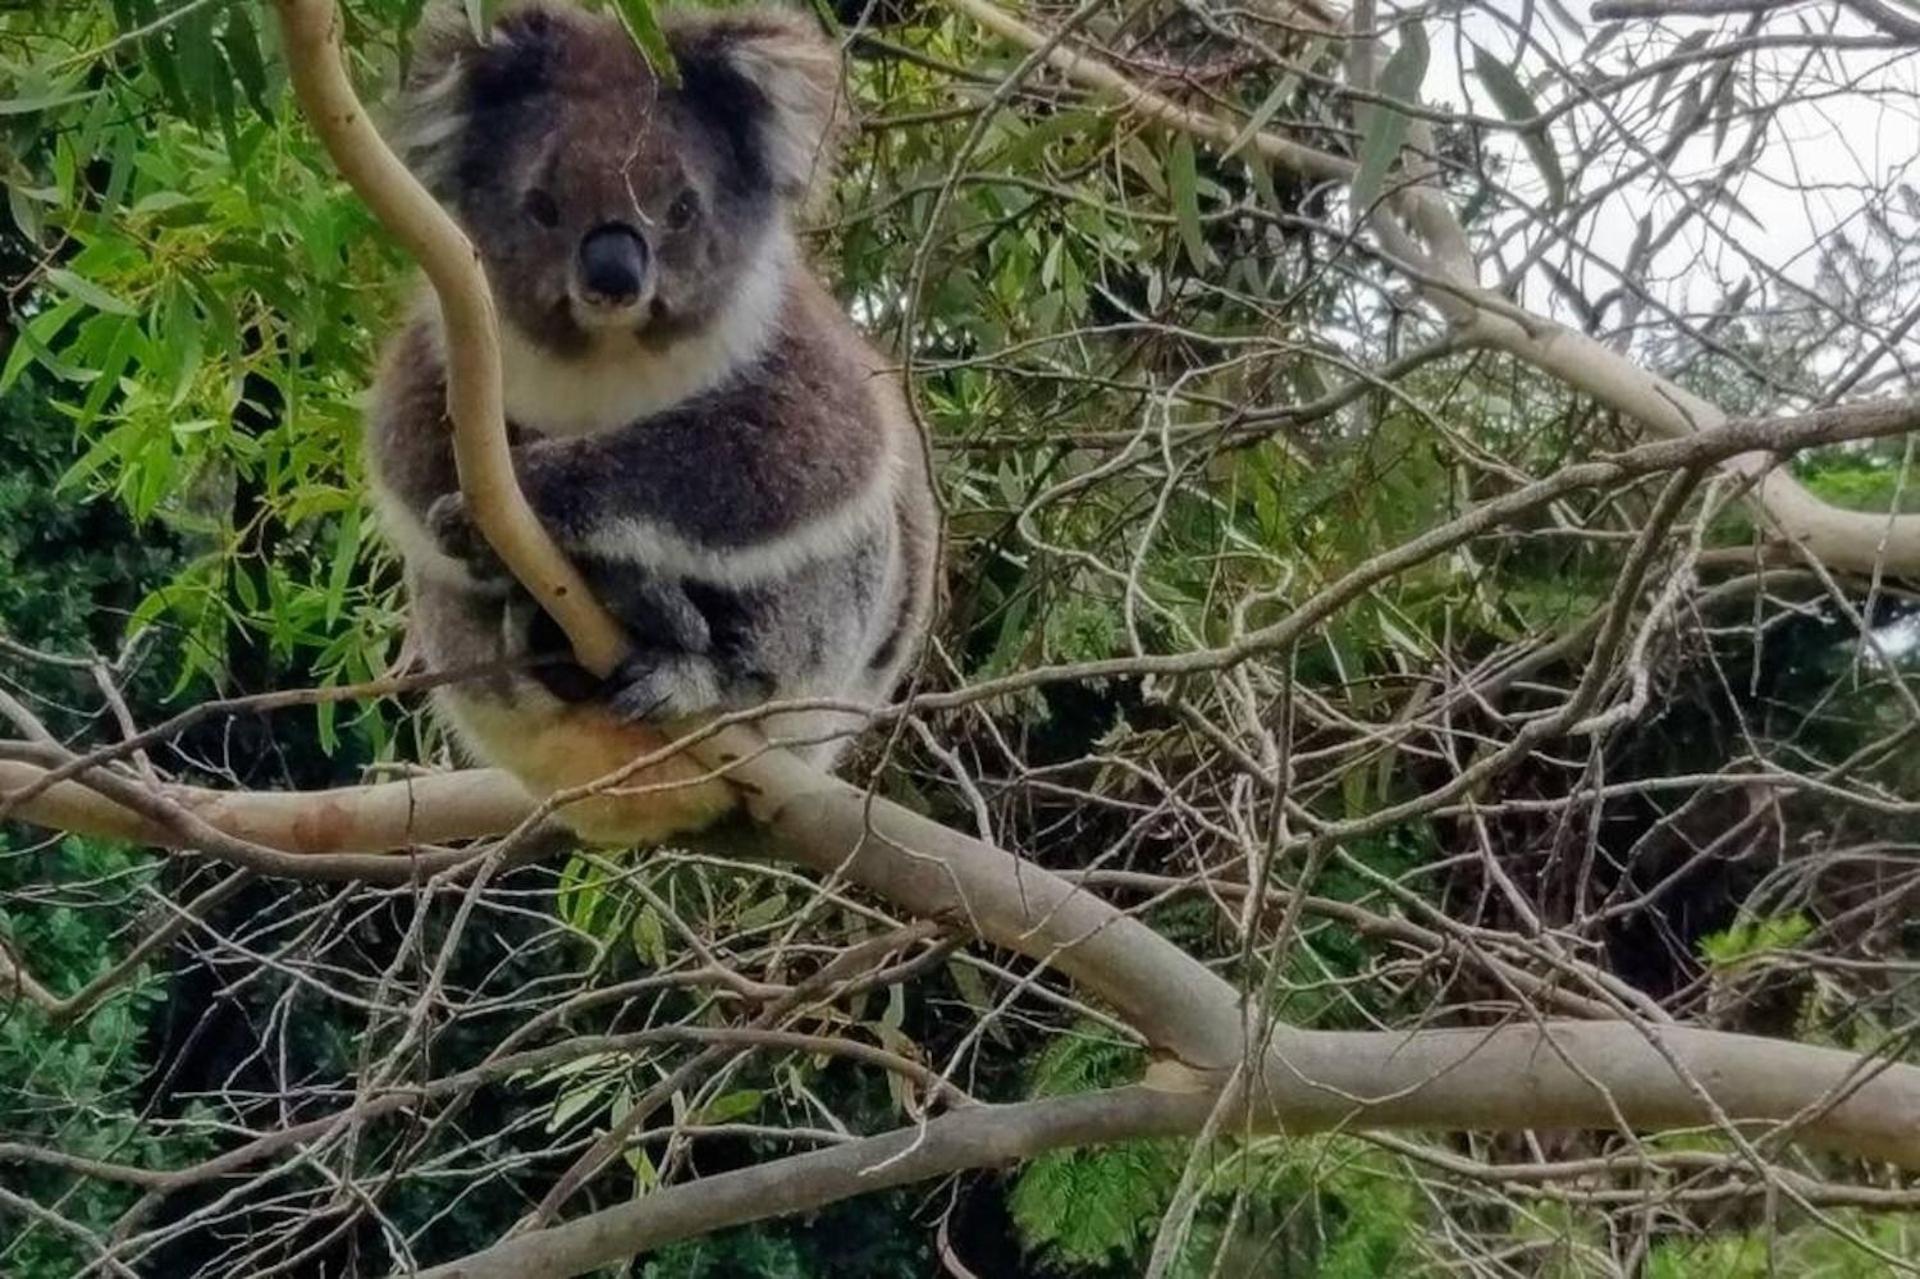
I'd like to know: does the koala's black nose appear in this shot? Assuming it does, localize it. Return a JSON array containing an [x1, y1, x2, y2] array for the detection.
[[576, 224, 651, 304]]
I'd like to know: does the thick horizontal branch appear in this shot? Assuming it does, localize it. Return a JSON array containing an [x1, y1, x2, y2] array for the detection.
[[419, 1013, 1920, 1279], [412, 1086, 1212, 1279], [16, 730, 1920, 1177], [0, 754, 535, 870]]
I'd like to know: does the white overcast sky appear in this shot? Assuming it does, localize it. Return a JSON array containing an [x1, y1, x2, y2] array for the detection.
[[1412, 0, 1920, 358]]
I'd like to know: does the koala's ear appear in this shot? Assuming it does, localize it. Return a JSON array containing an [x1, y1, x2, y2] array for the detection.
[[401, 0, 484, 93], [670, 10, 847, 204], [393, 1, 564, 189]]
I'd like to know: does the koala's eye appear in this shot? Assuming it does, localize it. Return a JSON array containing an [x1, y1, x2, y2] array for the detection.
[[666, 190, 701, 233], [523, 188, 560, 229]]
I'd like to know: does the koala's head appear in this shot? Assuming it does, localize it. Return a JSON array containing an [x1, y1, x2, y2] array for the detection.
[[397, 2, 842, 354]]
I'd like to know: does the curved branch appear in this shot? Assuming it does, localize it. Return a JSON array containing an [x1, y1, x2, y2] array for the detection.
[[1472, 316, 1920, 576], [417, 1024, 1920, 1279], [273, 0, 627, 675], [14, 730, 1920, 1172], [413, 1086, 1215, 1279]]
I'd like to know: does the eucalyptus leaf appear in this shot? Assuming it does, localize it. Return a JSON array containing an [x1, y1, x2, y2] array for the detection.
[[222, 6, 273, 120], [612, 0, 681, 88], [1225, 74, 1296, 160], [1167, 133, 1209, 272], [45, 268, 137, 317], [464, 0, 497, 40], [1471, 43, 1567, 209], [1227, 36, 1325, 160], [0, 89, 96, 116], [699, 1089, 764, 1124], [1350, 23, 1429, 217]]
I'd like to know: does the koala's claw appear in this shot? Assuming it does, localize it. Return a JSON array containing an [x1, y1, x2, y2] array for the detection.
[[426, 492, 509, 581], [607, 650, 723, 723]]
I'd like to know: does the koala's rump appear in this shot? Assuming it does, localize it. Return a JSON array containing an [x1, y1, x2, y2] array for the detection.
[[437, 687, 736, 845], [409, 576, 734, 844]]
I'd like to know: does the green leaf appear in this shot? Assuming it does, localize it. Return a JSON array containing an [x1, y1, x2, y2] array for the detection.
[[45, 268, 137, 316], [1350, 23, 1429, 217], [1700, 913, 1813, 968], [1224, 76, 1294, 161], [881, 981, 906, 1031], [317, 696, 339, 754], [0, 299, 80, 393], [176, 2, 221, 122], [611, 0, 681, 89], [100, 128, 138, 216], [1381, 22, 1430, 106], [1471, 43, 1566, 209], [222, 7, 274, 120], [1246, 155, 1282, 214], [1225, 37, 1322, 160], [733, 889, 789, 932], [1165, 134, 1208, 272], [698, 1089, 763, 1124], [631, 905, 669, 968], [549, 1079, 612, 1132], [76, 316, 139, 428], [624, 1143, 659, 1188], [1002, 108, 1108, 168], [7, 183, 43, 246], [324, 511, 362, 627], [231, 564, 260, 614], [1119, 135, 1167, 198], [158, 281, 204, 408], [0, 89, 96, 116], [464, 0, 499, 40]]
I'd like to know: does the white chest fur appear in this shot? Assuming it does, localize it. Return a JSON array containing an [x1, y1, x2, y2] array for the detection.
[[489, 230, 793, 438]]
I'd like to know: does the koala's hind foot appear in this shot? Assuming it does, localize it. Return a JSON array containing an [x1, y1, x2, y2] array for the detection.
[[607, 650, 777, 723], [607, 650, 725, 722]]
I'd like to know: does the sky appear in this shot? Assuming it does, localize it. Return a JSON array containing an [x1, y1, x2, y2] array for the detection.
[[1413, 0, 1920, 362]]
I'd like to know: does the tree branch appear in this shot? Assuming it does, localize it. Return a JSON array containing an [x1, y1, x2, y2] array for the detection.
[[417, 1020, 1920, 1279], [0, 753, 536, 866], [272, 0, 627, 675], [114, 6, 1914, 1272], [412, 1086, 1217, 1279]]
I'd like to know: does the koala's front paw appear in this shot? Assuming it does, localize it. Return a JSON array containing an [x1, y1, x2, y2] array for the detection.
[[426, 492, 509, 582], [607, 650, 725, 723]]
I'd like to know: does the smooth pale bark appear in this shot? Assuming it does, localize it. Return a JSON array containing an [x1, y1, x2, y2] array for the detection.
[[415, 1033, 1920, 1279], [735, 755, 1920, 1163], [412, 1088, 1217, 1279], [11, 743, 1920, 1174], [1474, 314, 1920, 576], [0, 759, 535, 857]]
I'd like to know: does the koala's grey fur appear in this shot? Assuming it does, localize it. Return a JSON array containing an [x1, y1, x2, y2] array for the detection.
[[366, 0, 936, 829]]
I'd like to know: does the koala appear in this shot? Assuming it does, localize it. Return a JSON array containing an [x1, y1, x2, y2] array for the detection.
[[366, 1, 937, 844]]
